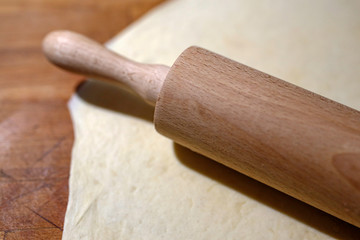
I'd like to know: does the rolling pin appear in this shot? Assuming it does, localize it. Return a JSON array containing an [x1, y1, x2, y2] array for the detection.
[[43, 30, 360, 228]]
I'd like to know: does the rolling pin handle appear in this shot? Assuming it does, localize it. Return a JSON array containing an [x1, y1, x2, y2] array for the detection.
[[42, 30, 169, 105]]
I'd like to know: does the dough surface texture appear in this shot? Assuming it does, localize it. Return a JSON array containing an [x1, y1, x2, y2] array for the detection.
[[63, 0, 360, 239]]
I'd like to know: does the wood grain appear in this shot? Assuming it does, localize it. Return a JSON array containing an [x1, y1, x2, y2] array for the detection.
[[0, 0, 164, 239], [42, 31, 169, 105], [154, 46, 360, 227]]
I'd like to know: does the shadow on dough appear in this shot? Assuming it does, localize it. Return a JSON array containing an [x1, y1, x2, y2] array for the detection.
[[74, 79, 360, 238], [174, 143, 360, 239], [76, 79, 154, 122]]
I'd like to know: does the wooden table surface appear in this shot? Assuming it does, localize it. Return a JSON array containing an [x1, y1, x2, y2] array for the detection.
[[0, 0, 164, 239]]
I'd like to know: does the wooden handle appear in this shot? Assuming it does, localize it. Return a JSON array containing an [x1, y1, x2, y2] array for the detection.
[[154, 47, 360, 227], [42, 30, 169, 104]]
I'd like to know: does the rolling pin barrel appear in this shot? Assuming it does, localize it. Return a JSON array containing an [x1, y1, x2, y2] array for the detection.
[[154, 47, 360, 227]]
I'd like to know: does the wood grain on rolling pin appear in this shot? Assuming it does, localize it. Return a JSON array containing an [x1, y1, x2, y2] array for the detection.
[[42, 30, 360, 228], [333, 153, 360, 191], [154, 46, 360, 227]]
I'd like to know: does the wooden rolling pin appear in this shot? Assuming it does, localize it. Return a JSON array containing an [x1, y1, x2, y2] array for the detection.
[[43, 30, 360, 228]]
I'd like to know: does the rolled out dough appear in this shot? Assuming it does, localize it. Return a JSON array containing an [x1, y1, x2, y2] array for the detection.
[[63, 0, 360, 239]]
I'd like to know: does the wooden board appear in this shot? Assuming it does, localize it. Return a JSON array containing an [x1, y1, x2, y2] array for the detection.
[[0, 0, 165, 239]]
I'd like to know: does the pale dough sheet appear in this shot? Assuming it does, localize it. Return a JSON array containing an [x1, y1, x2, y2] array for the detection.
[[63, 0, 360, 239]]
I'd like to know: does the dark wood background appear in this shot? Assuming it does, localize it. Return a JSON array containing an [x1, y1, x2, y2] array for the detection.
[[0, 0, 164, 239]]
